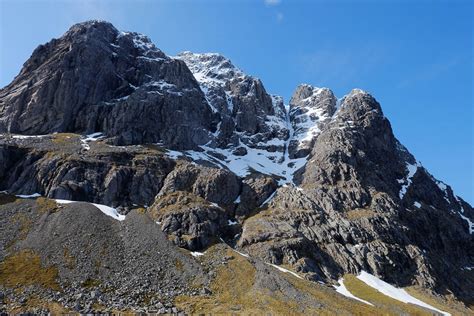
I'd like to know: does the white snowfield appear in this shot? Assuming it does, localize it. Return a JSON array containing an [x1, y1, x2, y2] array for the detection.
[[334, 278, 373, 306], [12, 193, 126, 221], [356, 271, 450, 316], [55, 199, 126, 221]]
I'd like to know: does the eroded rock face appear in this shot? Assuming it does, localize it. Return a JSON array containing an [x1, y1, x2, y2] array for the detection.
[[148, 191, 235, 250], [158, 161, 240, 209], [177, 52, 288, 152], [0, 136, 175, 207], [236, 90, 474, 302]]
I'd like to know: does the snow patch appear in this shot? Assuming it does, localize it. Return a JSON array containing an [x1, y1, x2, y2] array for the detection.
[[233, 249, 250, 258], [414, 201, 421, 208], [267, 263, 303, 279], [398, 161, 420, 199], [190, 251, 205, 257], [259, 190, 277, 207], [227, 219, 238, 226], [357, 271, 450, 315], [55, 199, 125, 221], [16, 193, 41, 198], [334, 278, 374, 306], [81, 132, 104, 150], [11, 134, 48, 139]]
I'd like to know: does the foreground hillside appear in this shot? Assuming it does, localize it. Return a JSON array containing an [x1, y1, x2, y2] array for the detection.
[[0, 20, 472, 314]]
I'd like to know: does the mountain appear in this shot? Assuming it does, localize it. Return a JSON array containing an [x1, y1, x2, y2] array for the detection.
[[0, 20, 472, 315]]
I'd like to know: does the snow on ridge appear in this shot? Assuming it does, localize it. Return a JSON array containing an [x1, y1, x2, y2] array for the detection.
[[119, 31, 157, 53], [11, 192, 126, 221], [334, 278, 374, 306], [357, 271, 450, 316], [54, 199, 125, 221], [398, 161, 421, 199], [459, 213, 474, 235], [177, 51, 244, 82], [425, 173, 473, 235]]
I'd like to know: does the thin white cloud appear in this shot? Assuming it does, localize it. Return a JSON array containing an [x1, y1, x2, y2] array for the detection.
[[265, 0, 281, 6], [299, 45, 386, 84], [276, 12, 284, 22], [397, 58, 460, 88]]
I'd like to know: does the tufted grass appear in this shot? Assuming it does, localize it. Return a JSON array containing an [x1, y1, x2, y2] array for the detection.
[[35, 197, 60, 214], [175, 245, 380, 315], [0, 250, 60, 291], [345, 208, 377, 220], [51, 133, 80, 145]]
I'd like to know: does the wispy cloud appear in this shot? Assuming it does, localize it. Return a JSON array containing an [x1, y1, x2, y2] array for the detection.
[[276, 12, 284, 22], [397, 58, 460, 88], [264, 0, 281, 6], [298, 45, 386, 85]]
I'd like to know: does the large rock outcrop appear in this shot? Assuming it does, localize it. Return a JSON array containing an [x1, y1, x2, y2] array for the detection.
[[0, 21, 213, 148]]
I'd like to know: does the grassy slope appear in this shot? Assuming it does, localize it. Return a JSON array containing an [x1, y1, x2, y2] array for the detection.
[[175, 244, 464, 315]]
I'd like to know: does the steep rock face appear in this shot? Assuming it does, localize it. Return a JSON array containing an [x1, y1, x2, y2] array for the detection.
[[0, 21, 213, 148], [289, 84, 337, 158], [237, 89, 474, 302], [148, 191, 237, 250], [177, 52, 288, 151], [0, 136, 175, 207], [158, 160, 240, 209]]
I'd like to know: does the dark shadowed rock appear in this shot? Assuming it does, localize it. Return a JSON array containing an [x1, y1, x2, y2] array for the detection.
[[0, 21, 213, 149]]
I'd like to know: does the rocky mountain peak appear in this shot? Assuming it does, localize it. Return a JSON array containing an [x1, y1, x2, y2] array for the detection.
[[287, 84, 337, 158], [335, 88, 385, 127], [177, 51, 244, 83], [64, 20, 119, 41], [0, 21, 473, 313]]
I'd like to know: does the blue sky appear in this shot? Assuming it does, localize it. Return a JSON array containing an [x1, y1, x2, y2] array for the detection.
[[1, 0, 473, 203]]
